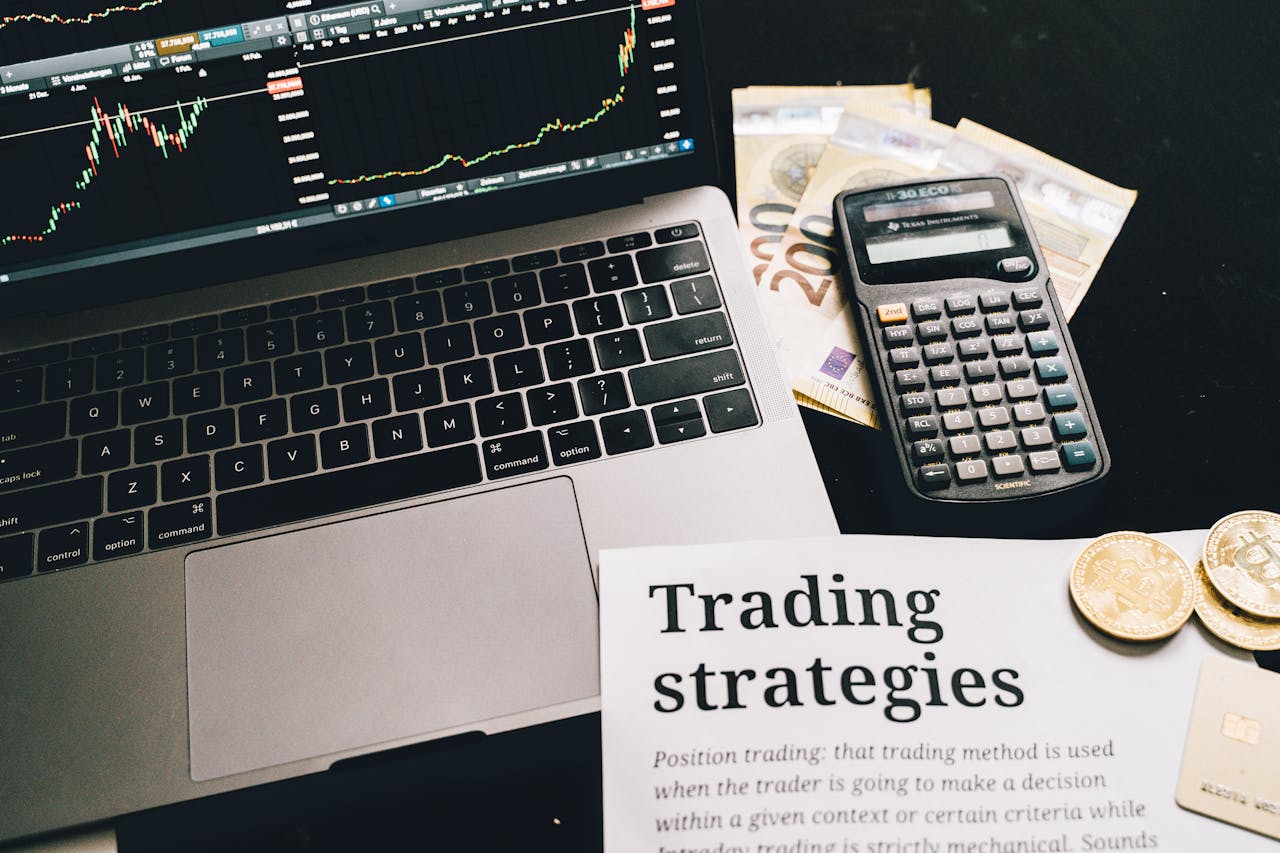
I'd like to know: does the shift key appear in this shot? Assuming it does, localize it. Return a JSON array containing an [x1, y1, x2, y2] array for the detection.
[[629, 349, 746, 405], [0, 477, 103, 535]]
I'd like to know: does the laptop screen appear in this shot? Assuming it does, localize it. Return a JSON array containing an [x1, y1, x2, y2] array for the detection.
[[0, 0, 701, 289]]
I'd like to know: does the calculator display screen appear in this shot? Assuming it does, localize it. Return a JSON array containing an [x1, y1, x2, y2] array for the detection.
[[842, 177, 1036, 285]]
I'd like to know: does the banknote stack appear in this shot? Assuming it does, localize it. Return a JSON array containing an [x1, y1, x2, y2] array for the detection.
[[1069, 511, 1280, 652], [733, 85, 1137, 428]]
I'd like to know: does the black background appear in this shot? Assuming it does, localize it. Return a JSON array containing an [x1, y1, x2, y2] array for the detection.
[[115, 1, 1280, 850]]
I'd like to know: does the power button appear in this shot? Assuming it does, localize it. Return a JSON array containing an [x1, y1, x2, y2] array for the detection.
[[998, 256, 1035, 277]]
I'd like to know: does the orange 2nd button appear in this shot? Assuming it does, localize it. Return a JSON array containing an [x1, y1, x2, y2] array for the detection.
[[877, 303, 910, 325]]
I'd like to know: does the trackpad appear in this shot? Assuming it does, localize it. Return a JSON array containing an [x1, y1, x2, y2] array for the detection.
[[185, 478, 599, 782]]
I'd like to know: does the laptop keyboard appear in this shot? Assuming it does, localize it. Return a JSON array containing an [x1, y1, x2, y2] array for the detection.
[[0, 223, 760, 581]]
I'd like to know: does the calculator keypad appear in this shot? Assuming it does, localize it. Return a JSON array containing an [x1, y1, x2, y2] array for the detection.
[[879, 286, 1099, 497]]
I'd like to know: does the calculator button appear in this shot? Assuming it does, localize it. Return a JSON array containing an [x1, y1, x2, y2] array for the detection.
[[942, 411, 975, 434], [1013, 402, 1047, 424], [999, 257, 1035, 276], [945, 294, 977, 316], [1029, 450, 1062, 473], [1005, 380, 1038, 401], [985, 314, 1017, 334], [899, 392, 931, 415], [907, 415, 939, 438], [918, 464, 952, 491], [999, 357, 1032, 379], [949, 435, 982, 456], [1020, 426, 1054, 448], [1012, 287, 1043, 309], [971, 384, 1002, 404], [978, 407, 1011, 429], [964, 361, 997, 382], [890, 348, 921, 369], [935, 388, 968, 409], [992, 455, 1027, 478], [1062, 440, 1098, 470], [929, 365, 962, 387], [1034, 357, 1070, 384], [1027, 331, 1060, 356], [878, 303, 910, 324], [916, 321, 947, 343], [922, 343, 954, 365], [883, 326, 914, 348], [951, 318, 982, 339], [980, 291, 1012, 313], [912, 439, 945, 464], [894, 369, 926, 393], [958, 339, 989, 361], [1045, 385, 1079, 410], [1052, 413, 1088, 440], [985, 430, 1017, 452], [1019, 309, 1051, 332], [912, 297, 943, 321], [992, 335, 1024, 356], [955, 459, 989, 483]]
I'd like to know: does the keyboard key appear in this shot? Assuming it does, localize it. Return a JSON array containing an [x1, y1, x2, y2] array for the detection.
[[527, 383, 578, 426], [705, 389, 758, 433], [645, 312, 732, 361], [984, 430, 1017, 452], [482, 430, 550, 480], [319, 425, 371, 468], [275, 354, 326, 396], [1019, 309, 1051, 332], [917, 464, 951, 491], [949, 435, 982, 456], [0, 533, 33, 580], [121, 383, 169, 425], [0, 439, 77, 493], [270, 297, 316, 320], [107, 466, 157, 512], [395, 292, 445, 332], [93, 512, 144, 562], [0, 477, 103, 535], [1034, 357, 1070, 384], [443, 360, 494, 401], [628, 349, 745, 406], [578, 373, 629, 416], [595, 330, 645, 370], [912, 439, 945, 464], [1005, 380, 1038, 401], [671, 276, 722, 315], [374, 333, 426, 374], [187, 409, 236, 452], [1013, 402, 1047, 424], [922, 343, 954, 365], [1029, 450, 1062, 473], [1000, 357, 1032, 379], [894, 368, 926, 393], [601, 410, 653, 455], [958, 339, 989, 360], [548, 420, 602, 465], [240, 399, 289, 442], [951, 317, 982, 338], [96, 350, 145, 390], [243, 321, 294, 362], [146, 340, 196, 382], [638, 242, 710, 283], [573, 295, 625, 334], [539, 265, 590, 302], [656, 224, 699, 243], [424, 323, 476, 363], [560, 241, 606, 262], [494, 349, 545, 390], [622, 286, 672, 325], [325, 343, 375, 385], [392, 369, 443, 412], [195, 331, 244, 372], [221, 306, 268, 328], [992, 455, 1026, 478], [297, 311, 345, 350], [3, 343, 69, 370], [654, 400, 707, 445], [464, 259, 509, 281], [367, 278, 413, 300], [985, 314, 1016, 334], [443, 283, 493, 323], [492, 273, 541, 313], [607, 232, 652, 253], [267, 436, 320, 479], [1012, 287, 1043, 309], [215, 445, 265, 490], [287, 390, 338, 432], [970, 384, 1002, 404], [1044, 385, 1079, 411], [474, 314, 525, 355], [945, 294, 977, 316], [899, 392, 930, 416], [911, 297, 942, 321], [935, 388, 968, 409], [978, 407, 1011, 429], [883, 326, 914, 348], [148, 499, 212, 549], [929, 365, 962, 387], [980, 292, 1011, 313], [135, 419, 183, 463], [890, 348, 921, 369], [964, 360, 997, 382], [371, 412, 424, 458], [476, 394, 528, 437], [342, 379, 393, 421], [162, 456, 211, 501], [224, 363, 273, 405], [942, 411, 975, 434], [83, 429, 131, 473], [318, 287, 365, 309], [1062, 440, 1099, 470], [423, 404, 475, 447], [39, 523, 90, 572], [588, 256, 639, 292], [955, 459, 989, 483], [513, 250, 558, 272], [217, 445, 482, 536], [1020, 426, 1054, 449], [71, 334, 119, 358], [1052, 413, 1089, 440], [906, 415, 939, 438], [173, 373, 221, 415], [1027, 331, 1060, 356], [417, 268, 463, 290], [2, 401, 68, 448], [544, 340, 594, 381], [45, 359, 94, 400]]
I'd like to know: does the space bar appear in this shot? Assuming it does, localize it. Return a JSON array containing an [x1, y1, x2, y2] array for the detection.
[[216, 445, 484, 536]]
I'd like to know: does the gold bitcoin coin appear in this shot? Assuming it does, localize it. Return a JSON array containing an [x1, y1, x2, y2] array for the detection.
[[1069, 531, 1195, 641], [1203, 511, 1280, 619], [1192, 560, 1280, 651]]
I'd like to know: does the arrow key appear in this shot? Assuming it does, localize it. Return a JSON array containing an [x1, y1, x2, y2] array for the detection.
[[38, 522, 89, 572], [600, 410, 653, 455], [93, 512, 145, 561], [917, 464, 952, 492], [705, 389, 758, 433]]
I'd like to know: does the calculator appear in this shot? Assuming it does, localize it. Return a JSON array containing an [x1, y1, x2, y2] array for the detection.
[[833, 175, 1108, 506]]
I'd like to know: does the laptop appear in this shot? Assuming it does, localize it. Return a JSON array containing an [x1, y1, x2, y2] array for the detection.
[[0, 0, 836, 843]]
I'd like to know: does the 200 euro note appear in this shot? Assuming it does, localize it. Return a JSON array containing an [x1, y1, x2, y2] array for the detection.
[[941, 120, 1137, 318], [756, 103, 956, 427]]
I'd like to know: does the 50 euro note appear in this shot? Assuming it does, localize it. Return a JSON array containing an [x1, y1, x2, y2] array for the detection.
[[940, 120, 1137, 318], [755, 103, 956, 428]]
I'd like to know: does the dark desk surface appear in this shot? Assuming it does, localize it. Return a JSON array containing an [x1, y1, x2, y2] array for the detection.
[[117, 2, 1280, 850]]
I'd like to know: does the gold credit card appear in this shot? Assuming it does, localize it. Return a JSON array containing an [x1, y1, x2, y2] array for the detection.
[[1176, 655, 1280, 840]]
